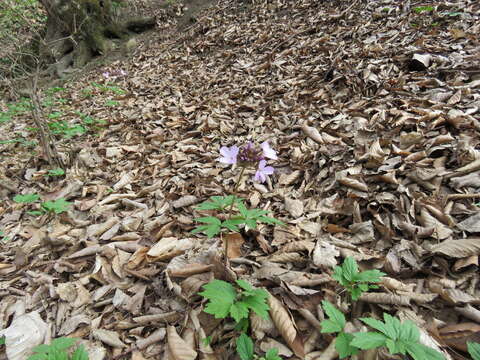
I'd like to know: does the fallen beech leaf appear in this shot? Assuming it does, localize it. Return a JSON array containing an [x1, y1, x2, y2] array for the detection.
[[167, 326, 197, 360]]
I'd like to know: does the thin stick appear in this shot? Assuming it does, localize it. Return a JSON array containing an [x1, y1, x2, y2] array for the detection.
[[447, 193, 480, 201]]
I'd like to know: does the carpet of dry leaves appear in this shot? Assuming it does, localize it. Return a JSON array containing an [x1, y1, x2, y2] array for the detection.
[[1, 0, 480, 359]]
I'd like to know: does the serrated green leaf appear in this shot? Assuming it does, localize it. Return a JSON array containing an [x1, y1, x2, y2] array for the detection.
[[51, 337, 77, 351], [236, 279, 254, 292], [240, 293, 270, 320], [222, 218, 244, 232], [13, 193, 40, 203], [237, 201, 249, 218], [30, 344, 51, 354], [406, 343, 445, 360], [351, 332, 387, 350], [236, 333, 254, 360], [26, 354, 47, 360], [41, 198, 71, 214], [230, 302, 250, 323], [332, 266, 344, 284], [195, 216, 222, 225], [383, 313, 401, 340], [0, 336, 4, 345], [398, 320, 419, 343], [199, 280, 236, 319], [468, 342, 480, 360], [245, 219, 257, 229], [335, 332, 359, 359], [342, 257, 358, 282], [258, 216, 285, 226], [320, 301, 345, 333], [265, 348, 282, 360], [360, 317, 391, 336], [354, 269, 385, 283], [350, 287, 362, 301]]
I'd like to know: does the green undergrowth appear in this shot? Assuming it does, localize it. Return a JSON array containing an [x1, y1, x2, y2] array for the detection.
[[0, 81, 122, 147]]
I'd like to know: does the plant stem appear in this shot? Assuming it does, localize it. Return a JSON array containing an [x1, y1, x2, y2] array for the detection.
[[224, 166, 246, 258]]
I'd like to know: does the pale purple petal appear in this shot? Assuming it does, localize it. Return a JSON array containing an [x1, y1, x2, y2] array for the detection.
[[254, 160, 274, 183], [102, 71, 110, 78], [254, 170, 266, 183], [218, 145, 239, 164], [261, 141, 277, 160]]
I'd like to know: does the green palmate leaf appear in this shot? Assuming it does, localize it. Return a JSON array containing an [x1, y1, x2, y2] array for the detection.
[[46, 168, 65, 177], [406, 343, 445, 360], [230, 302, 250, 323], [320, 301, 345, 333], [41, 198, 71, 214], [51, 337, 77, 351], [354, 269, 385, 283], [222, 218, 245, 232], [236, 279, 254, 292], [240, 292, 270, 320], [469, 342, 480, 360], [199, 280, 236, 319], [341, 257, 358, 282], [360, 317, 391, 337], [258, 216, 285, 226], [236, 333, 254, 360], [196, 196, 238, 210], [350, 332, 387, 350], [335, 332, 359, 359], [13, 193, 40, 203], [192, 216, 222, 238]]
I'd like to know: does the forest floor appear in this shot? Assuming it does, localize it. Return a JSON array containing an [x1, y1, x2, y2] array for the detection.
[[1, 0, 480, 359]]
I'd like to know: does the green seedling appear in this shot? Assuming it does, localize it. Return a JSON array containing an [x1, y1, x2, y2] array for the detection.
[[333, 257, 385, 300], [46, 168, 65, 177], [413, 5, 434, 13], [27, 337, 89, 360], [320, 301, 444, 360], [351, 314, 444, 360], [236, 334, 282, 360], [104, 99, 119, 107], [320, 301, 359, 358], [48, 120, 86, 138], [41, 198, 71, 214], [199, 279, 269, 325], [469, 342, 480, 360], [13, 193, 40, 203], [193, 195, 284, 238]]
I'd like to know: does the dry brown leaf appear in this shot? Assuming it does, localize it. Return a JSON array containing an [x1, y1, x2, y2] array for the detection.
[[166, 326, 198, 360], [267, 293, 304, 357]]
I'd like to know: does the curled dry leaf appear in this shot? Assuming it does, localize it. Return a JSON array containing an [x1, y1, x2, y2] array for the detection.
[[167, 325, 198, 360], [267, 293, 304, 357], [430, 238, 480, 258], [439, 322, 480, 352]]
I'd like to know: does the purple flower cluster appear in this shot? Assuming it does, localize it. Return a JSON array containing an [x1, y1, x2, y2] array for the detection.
[[218, 141, 277, 183]]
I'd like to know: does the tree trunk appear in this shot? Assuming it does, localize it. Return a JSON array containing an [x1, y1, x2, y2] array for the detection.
[[37, 0, 155, 75]]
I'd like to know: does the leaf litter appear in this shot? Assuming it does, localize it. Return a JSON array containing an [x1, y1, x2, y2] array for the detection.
[[1, 0, 480, 358]]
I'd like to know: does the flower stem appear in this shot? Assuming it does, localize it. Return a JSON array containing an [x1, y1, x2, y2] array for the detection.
[[224, 166, 246, 259]]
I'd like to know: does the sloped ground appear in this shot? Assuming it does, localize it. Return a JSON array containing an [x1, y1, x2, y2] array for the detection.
[[1, 0, 480, 359]]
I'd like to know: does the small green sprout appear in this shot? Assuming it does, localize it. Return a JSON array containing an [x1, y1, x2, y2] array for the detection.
[[333, 257, 385, 300], [13, 193, 40, 203], [46, 168, 65, 177], [199, 279, 269, 324], [413, 5, 434, 13], [41, 198, 71, 214]]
